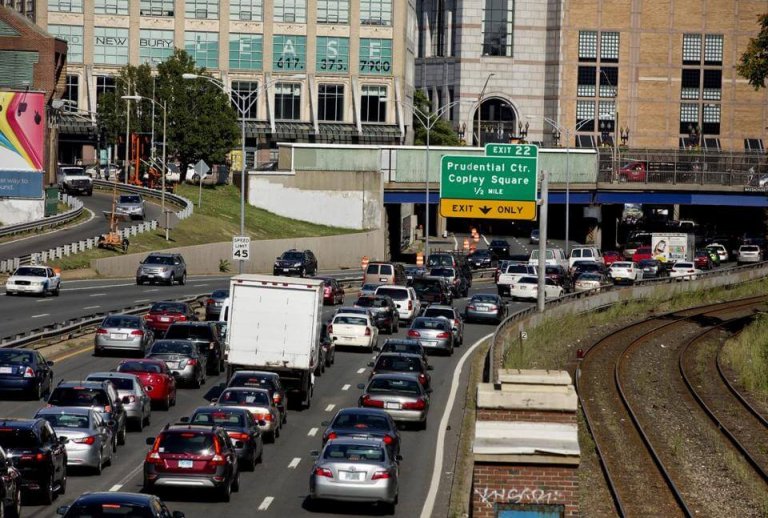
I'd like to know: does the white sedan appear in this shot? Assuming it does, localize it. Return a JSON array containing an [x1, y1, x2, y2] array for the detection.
[[670, 262, 702, 280], [608, 261, 642, 285], [509, 276, 564, 301], [328, 313, 379, 351], [5, 265, 61, 296]]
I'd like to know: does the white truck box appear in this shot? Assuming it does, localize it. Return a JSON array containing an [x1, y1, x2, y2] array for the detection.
[[651, 233, 695, 263]]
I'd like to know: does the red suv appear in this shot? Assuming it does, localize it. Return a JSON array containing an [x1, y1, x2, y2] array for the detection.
[[143, 424, 240, 501]]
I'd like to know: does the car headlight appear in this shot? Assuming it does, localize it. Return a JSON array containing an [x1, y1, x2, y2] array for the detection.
[[293, 262, 302, 267], [274, 262, 280, 267]]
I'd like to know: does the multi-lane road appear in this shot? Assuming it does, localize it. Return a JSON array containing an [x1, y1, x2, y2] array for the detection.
[[0, 272, 533, 518]]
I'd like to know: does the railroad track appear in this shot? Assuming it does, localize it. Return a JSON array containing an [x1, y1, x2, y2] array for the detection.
[[576, 295, 768, 517]]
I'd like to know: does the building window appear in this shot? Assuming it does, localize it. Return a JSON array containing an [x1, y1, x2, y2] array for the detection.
[[274, 0, 306, 23], [230, 34, 263, 70], [704, 34, 723, 66], [139, 29, 174, 65], [64, 74, 79, 110], [317, 0, 348, 24], [94, 0, 128, 15], [577, 30, 618, 135], [682, 34, 701, 65], [359, 39, 392, 75], [273, 35, 306, 71], [48, 25, 83, 63], [482, 0, 513, 56], [600, 32, 619, 62], [576, 100, 595, 132], [316, 37, 350, 73], [185, 0, 218, 19], [430, 0, 446, 57], [578, 31, 598, 61], [679, 103, 698, 134], [599, 66, 617, 97], [703, 70, 722, 100], [702, 103, 720, 134], [231, 81, 259, 119], [361, 0, 392, 26], [184, 31, 219, 69], [680, 33, 722, 136], [577, 66, 596, 97], [140, 0, 175, 16], [48, 0, 82, 13], [318, 84, 344, 121], [94, 27, 129, 65], [360, 85, 386, 123], [230, 0, 261, 21], [274, 83, 301, 120], [96, 75, 115, 105]]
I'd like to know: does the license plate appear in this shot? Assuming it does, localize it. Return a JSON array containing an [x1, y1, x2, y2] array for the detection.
[[476, 305, 489, 311], [178, 460, 193, 468], [110, 333, 127, 340], [160, 317, 170, 322], [385, 401, 401, 410], [0, 367, 12, 374], [283, 269, 290, 272], [340, 471, 363, 481], [147, 274, 155, 278]]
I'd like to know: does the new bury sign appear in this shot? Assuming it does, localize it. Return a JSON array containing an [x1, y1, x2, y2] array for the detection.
[[439, 144, 539, 220]]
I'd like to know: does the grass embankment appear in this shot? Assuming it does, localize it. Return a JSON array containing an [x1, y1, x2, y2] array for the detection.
[[50, 183, 356, 270], [502, 276, 768, 371], [721, 313, 768, 406]]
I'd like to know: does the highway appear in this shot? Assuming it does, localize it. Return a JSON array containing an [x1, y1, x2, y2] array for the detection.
[[0, 274, 531, 518], [0, 191, 163, 262]]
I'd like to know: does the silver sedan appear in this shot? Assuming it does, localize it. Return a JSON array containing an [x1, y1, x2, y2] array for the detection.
[[94, 314, 153, 356], [85, 372, 151, 431], [406, 317, 454, 355], [464, 294, 507, 324], [34, 407, 114, 474], [309, 438, 399, 513], [357, 373, 429, 429]]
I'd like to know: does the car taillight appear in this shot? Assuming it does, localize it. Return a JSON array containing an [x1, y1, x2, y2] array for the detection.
[[418, 374, 427, 385], [488, 305, 497, 311], [314, 467, 333, 478], [365, 327, 371, 336], [324, 287, 331, 294], [206, 298, 215, 306], [273, 393, 282, 404], [372, 471, 391, 480], [256, 413, 273, 422], [227, 432, 250, 442], [408, 300, 413, 310], [131, 330, 144, 336], [104, 405, 112, 413], [96, 328, 108, 334], [209, 454, 226, 466], [407, 330, 420, 338], [382, 435, 394, 445], [178, 316, 187, 322], [326, 432, 338, 440], [688, 270, 694, 273], [436, 332, 450, 339], [402, 398, 426, 410], [21, 453, 46, 462], [467, 304, 475, 310], [22, 367, 35, 378], [360, 395, 384, 408], [124, 395, 136, 403], [73, 436, 96, 445], [327, 325, 333, 334], [186, 359, 197, 366]]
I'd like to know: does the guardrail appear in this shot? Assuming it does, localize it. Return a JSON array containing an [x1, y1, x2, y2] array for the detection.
[[0, 183, 194, 273], [0, 193, 83, 240]]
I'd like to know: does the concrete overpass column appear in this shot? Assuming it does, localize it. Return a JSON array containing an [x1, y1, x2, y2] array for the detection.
[[673, 204, 680, 221], [435, 214, 447, 238], [600, 204, 623, 250]]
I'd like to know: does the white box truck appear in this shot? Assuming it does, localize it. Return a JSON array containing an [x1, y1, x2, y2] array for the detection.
[[225, 274, 323, 409], [651, 233, 695, 263]]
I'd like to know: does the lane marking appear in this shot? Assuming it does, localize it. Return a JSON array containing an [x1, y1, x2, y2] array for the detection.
[[192, 283, 209, 287], [62, 283, 136, 292], [35, 299, 53, 303], [83, 305, 101, 310], [257, 497, 274, 511], [134, 299, 151, 303], [109, 485, 122, 492], [356, 368, 365, 374], [308, 427, 318, 437], [324, 404, 335, 412], [145, 289, 159, 293], [89, 293, 106, 297], [341, 384, 350, 391], [31, 313, 49, 318], [420, 333, 493, 518], [288, 457, 301, 469]]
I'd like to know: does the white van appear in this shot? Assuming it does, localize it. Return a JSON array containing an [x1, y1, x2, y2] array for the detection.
[[568, 247, 604, 268], [529, 248, 568, 270]]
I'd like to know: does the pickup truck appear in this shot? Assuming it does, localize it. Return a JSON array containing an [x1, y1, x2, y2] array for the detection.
[[57, 165, 93, 196], [496, 263, 537, 296]]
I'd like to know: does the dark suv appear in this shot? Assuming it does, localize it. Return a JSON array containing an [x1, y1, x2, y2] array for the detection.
[[47, 381, 128, 448], [163, 322, 224, 375], [273, 249, 318, 277], [411, 277, 453, 306], [136, 253, 187, 286], [143, 424, 240, 502], [0, 418, 67, 504], [353, 295, 399, 334]]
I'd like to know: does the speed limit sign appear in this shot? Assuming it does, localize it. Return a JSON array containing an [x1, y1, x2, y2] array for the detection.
[[232, 236, 251, 261]]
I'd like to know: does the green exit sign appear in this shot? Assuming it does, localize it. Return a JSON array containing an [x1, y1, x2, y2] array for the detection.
[[440, 154, 538, 202], [485, 143, 539, 158]]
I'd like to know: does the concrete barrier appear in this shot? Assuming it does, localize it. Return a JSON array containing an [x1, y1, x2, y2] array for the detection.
[[91, 229, 387, 277]]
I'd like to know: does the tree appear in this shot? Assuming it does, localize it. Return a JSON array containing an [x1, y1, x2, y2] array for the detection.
[[97, 49, 239, 179], [411, 90, 461, 146], [737, 13, 768, 89]]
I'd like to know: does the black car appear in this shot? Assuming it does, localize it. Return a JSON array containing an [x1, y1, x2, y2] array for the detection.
[[467, 249, 498, 269], [56, 492, 185, 518], [368, 353, 432, 391], [321, 408, 401, 458], [411, 277, 453, 306], [376, 339, 428, 366], [273, 249, 318, 277], [0, 348, 54, 400], [639, 259, 667, 278], [353, 295, 400, 334], [163, 322, 225, 375], [0, 446, 21, 517], [183, 407, 264, 471], [0, 418, 67, 504], [205, 289, 229, 320], [47, 380, 128, 448], [145, 340, 207, 388], [570, 260, 605, 279], [489, 240, 511, 259], [404, 266, 426, 285]]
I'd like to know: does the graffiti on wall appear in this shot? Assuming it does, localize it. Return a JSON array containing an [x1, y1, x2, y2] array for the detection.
[[474, 486, 564, 508], [0, 91, 45, 171]]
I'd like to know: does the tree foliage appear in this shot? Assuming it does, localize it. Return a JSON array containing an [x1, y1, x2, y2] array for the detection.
[[737, 13, 768, 89], [412, 90, 461, 146], [97, 49, 239, 177]]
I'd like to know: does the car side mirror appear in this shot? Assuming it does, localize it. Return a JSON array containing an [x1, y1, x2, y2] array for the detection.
[[172, 512, 185, 518], [47, 360, 55, 367], [179, 417, 190, 423], [234, 441, 244, 449], [367, 362, 374, 367], [321, 421, 330, 427], [58, 436, 67, 443], [356, 383, 365, 390], [56, 506, 69, 516], [145, 437, 155, 445], [310, 450, 320, 458]]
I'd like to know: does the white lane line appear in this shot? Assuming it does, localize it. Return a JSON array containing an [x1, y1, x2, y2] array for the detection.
[[62, 283, 135, 292], [420, 332, 493, 518], [134, 299, 151, 303], [288, 457, 301, 469], [31, 314, 49, 318], [307, 427, 318, 437], [83, 305, 101, 310], [109, 485, 122, 492], [356, 368, 365, 374], [191, 283, 209, 287], [324, 404, 335, 412], [89, 293, 106, 297], [145, 289, 159, 292], [35, 299, 53, 303], [257, 497, 274, 511], [341, 384, 351, 391]]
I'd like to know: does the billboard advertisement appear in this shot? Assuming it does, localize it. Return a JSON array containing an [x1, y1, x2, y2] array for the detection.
[[651, 233, 693, 262], [0, 91, 45, 171]]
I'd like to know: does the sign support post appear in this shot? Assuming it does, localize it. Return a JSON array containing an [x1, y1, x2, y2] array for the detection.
[[537, 171, 548, 313]]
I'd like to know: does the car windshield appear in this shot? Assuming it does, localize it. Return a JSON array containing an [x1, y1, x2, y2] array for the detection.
[[375, 357, 420, 372], [675, 263, 694, 269], [368, 377, 421, 394], [281, 252, 304, 261], [229, 375, 273, 389], [518, 277, 538, 284], [118, 361, 161, 373], [423, 309, 454, 320], [87, 377, 134, 391], [49, 388, 109, 407], [545, 266, 562, 275], [191, 411, 245, 428], [639, 260, 658, 267], [333, 412, 390, 430], [0, 350, 33, 363], [63, 503, 154, 518], [382, 343, 421, 355], [0, 429, 39, 448], [506, 265, 530, 274], [612, 262, 633, 268], [158, 432, 215, 455], [211, 289, 229, 299], [427, 255, 454, 267], [39, 413, 89, 428], [219, 390, 269, 406], [165, 326, 212, 340], [429, 268, 455, 277], [150, 342, 193, 355], [61, 168, 85, 176], [13, 267, 46, 277], [150, 303, 186, 313], [471, 250, 490, 258], [375, 288, 407, 300], [471, 295, 498, 303], [412, 281, 442, 294], [741, 246, 759, 252], [333, 316, 367, 326], [579, 274, 602, 281], [361, 284, 381, 291], [412, 319, 448, 330], [102, 316, 141, 329], [143, 256, 174, 265], [118, 195, 141, 203], [323, 443, 384, 462]]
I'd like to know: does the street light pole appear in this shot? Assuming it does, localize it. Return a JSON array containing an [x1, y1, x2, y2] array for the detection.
[[476, 73, 495, 146], [124, 95, 130, 185]]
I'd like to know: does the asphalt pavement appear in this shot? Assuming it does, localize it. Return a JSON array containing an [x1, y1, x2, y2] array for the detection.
[[0, 191, 163, 261]]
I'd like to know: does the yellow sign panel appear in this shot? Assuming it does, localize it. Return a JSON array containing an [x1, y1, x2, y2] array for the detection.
[[439, 199, 537, 220]]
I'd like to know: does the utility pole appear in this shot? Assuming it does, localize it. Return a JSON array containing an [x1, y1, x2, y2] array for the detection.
[[537, 171, 549, 312]]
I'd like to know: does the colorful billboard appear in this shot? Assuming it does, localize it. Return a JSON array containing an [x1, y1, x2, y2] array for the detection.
[[0, 91, 45, 171]]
